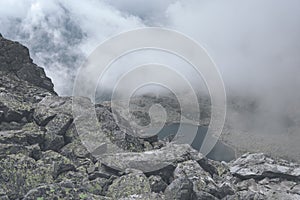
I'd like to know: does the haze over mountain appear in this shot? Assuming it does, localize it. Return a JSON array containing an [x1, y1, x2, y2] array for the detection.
[[0, 0, 299, 160], [0, 0, 299, 95], [0, 35, 299, 199]]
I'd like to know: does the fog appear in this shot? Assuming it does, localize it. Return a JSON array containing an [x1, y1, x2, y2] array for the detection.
[[0, 0, 144, 95], [0, 0, 299, 159]]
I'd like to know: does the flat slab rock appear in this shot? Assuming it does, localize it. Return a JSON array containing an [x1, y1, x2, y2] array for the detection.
[[229, 153, 300, 181], [100, 143, 203, 173]]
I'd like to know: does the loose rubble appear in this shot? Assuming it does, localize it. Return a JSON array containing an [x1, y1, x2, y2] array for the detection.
[[0, 35, 299, 199]]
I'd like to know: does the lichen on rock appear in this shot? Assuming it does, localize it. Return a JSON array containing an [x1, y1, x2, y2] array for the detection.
[[0, 35, 299, 200]]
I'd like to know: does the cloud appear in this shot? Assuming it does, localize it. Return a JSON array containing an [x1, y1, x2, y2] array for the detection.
[[105, 0, 177, 25], [0, 0, 144, 95], [0, 0, 300, 138], [163, 0, 300, 134], [166, 0, 300, 89]]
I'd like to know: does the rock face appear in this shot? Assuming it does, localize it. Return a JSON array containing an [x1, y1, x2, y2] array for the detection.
[[0, 35, 299, 200], [0, 35, 55, 92], [0, 34, 56, 132]]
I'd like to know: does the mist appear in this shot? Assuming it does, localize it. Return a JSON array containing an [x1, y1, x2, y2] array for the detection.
[[0, 0, 300, 159], [0, 0, 144, 95]]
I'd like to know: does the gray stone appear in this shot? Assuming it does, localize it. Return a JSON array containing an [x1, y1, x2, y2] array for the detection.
[[23, 182, 108, 200], [0, 154, 53, 199], [164, 177, 195, 200], [100, 143, 203, 174], [174, 160, 231, 199], [33, 96, 72, 126], [0, 36, 55, 92], [119, 193, 166, 200], [82, 177, 111, 196], [106, 172, 151, 199], [230, 153, 300, 181], [0, 123, 45, 146], [291, 184, 300, 195], [38, 150, 76, 178], [42, 131, 65, 151], [0, 92, 33, 123], [148, 175, 168, 193]]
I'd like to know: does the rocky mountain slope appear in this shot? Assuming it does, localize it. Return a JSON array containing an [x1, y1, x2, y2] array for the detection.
[[0, 35, 299, 200]]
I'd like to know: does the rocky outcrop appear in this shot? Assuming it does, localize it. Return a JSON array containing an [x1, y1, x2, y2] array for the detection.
[[0, 35, 299, 200], [0, 34, 56, 132], [0, 34, 54, 92]]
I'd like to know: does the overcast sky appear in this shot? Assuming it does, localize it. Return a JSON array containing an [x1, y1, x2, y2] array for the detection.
[[0, 0, 299, 105]]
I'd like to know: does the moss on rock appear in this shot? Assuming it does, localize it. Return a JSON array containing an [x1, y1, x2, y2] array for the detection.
[[106, 171, 151, 199]]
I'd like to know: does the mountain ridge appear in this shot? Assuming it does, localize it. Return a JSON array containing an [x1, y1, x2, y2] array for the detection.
[[0, 35, 299, 200]]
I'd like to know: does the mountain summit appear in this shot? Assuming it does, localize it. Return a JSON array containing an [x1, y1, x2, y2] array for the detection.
[[0, 35, 299, 200]]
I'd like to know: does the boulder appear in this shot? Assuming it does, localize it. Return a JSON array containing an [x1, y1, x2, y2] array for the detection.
[[82, 177, 111, 196], [0, 93, 33, 123], [174, 160, 230, 199], [148, 175, 168, 193], [230, 153, 300, 181], [118, 193, 166, 200], [100, 143, 203, 173], [106, 171, 151, 199], [0, 154, 53, 199], [0, 123, 45, 146], [38, 150, 76, 178], [23, 182, 109, 200], [164, 177, 195, 200]]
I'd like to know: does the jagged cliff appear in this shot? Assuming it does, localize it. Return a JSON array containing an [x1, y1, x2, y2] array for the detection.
[[0, 35, 299, 200]]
